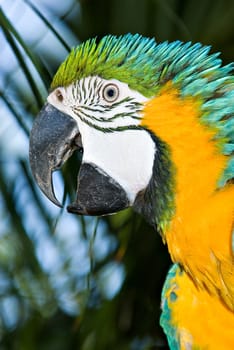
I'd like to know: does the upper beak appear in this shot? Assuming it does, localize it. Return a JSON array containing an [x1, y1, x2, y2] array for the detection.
[[29, 103, 80, 207]]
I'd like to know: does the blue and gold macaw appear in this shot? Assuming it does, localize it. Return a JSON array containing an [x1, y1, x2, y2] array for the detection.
[[29, 34, 234, 349]]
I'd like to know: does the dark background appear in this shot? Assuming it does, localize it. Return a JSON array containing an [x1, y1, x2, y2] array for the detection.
[[0, 1, 233, 349]]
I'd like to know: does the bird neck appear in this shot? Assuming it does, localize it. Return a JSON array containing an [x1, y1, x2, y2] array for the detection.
[[142, 85, 234, 306], [142, 84, 226, 214]]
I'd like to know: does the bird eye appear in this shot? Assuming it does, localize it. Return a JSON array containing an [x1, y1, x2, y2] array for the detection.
[[55, 89, 64, 102], [102, 84, 119, 102]]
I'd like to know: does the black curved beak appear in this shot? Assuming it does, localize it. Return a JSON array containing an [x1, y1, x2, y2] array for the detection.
[[29, 103, 80, 207], [29, 102, 130, 215]]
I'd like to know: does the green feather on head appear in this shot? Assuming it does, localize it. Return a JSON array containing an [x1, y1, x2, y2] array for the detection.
[[51, 34, 160, 97], [51, 33, 234, 186]]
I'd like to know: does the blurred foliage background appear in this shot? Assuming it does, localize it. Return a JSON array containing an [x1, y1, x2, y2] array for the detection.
[[0, 0, 233, 349]]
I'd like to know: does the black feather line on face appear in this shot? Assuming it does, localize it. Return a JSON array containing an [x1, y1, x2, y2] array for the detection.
[[133, 129, 176, 233]]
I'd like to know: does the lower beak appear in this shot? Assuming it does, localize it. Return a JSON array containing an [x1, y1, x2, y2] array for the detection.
[[29, 103, 80, 207]]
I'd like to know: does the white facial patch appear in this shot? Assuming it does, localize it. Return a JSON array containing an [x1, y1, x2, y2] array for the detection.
[[47, 76, 155, 203], [78, 120, 156, 204], [47, 76, 148, 129]]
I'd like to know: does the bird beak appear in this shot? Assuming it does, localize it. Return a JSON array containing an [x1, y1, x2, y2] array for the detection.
[[29, 103, 129, 215], [29, 103, 80, 207]]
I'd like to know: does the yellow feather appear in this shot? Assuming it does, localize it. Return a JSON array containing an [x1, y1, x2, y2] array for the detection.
[[166, 268, 234, 349], [142, 84, 234, 312]]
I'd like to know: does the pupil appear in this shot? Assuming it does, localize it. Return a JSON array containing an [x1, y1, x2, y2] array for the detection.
[[107, 88, 115, 97]]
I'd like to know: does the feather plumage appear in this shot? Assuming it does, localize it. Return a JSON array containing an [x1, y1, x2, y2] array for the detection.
[[40, 34, 234, 348], [51, 34, 233, 186]]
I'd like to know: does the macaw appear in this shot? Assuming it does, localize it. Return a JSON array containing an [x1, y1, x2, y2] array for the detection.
[[29, 34, 234, 349]]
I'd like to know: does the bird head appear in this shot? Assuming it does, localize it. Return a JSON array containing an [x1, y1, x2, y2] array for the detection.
[[29, 34, 233, 233]]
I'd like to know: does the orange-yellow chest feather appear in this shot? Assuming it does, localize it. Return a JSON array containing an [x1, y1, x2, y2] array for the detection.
[[142, 86, 234, 309], [165, 267, 234, 349]]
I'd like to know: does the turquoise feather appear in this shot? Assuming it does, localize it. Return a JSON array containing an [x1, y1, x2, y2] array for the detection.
[[160, 264, 181, 350]]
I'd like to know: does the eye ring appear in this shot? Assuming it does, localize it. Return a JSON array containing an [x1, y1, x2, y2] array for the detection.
[[102, 83, 119, 103], [55, 89, 64, 102]]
